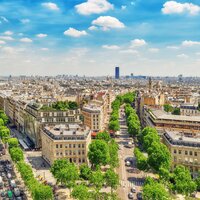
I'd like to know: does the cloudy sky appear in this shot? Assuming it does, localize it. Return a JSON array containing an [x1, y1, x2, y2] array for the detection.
[[0, 0, 200, 76]]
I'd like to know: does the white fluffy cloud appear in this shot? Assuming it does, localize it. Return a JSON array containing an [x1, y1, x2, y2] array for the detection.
[[102, 45, 120, 50], [0, 36, 14, 41], [162, 1, 200, 15], [20, 19, 30, 24], [42, 2, 59, 11], [166, 45, 179, 50], [75, 0, 113, 15], [36, 33, 48, 38], [0, 40, 6, 44], [177, 53, 188, 58], [4, 31, 13, 35], [88, 26, 98, 31], [64, 28, 87, 37], [20, 38, 33, 43], [130, 39, 147, 48], [182, 40, 200, 46], [92, 16, 125, 30]]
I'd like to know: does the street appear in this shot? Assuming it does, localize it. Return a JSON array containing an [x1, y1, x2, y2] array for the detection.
[[116, 106, 144, 200]]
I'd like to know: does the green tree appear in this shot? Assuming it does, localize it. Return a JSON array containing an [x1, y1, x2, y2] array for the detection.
[[90, 169, 105, 195], [195, 171, 200, 191], [80, 164, 92, 180], [105, 169, 119, 194], [51, 159, 79, 187], [96, 131, 111, 143], [71, 184, 90, 200], [134, 148, 148, 170], [88, 140, 110, 168], [127, 120, 140, 136], [33, 184, 53, 200], [172, 107, 180, 115], [68, 101, 78, 110], [0, 118, 4, 126], [7, 138, 19, 149], [147, 142, 171, 171], [10, 147, 24, 162], [109, 120, 120, 132], [0, 111, 9, 125], [163, 104, 173, 113], [0, 126, 10, 143], [143, 177, 170, 200], [108, 139, 119, 168], [172, 165, 196, 196]]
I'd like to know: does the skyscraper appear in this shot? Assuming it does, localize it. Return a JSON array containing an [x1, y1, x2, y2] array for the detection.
[[115, 66, 120, 79]]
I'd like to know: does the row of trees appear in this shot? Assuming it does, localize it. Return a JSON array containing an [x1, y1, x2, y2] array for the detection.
[[0, 110, 10, 143], [108, 92, 136, 132], [125, 104, 141, 136], [136, 126, 199, 197], [7, 137, 53, 200], [88, 131, 119, 169], [41, 101, 78, 111]]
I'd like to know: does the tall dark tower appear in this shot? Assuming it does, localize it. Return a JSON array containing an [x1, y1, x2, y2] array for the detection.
[[115, 66, 120, 79]]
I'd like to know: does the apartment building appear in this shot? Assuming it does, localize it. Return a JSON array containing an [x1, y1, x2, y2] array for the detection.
[[82, 104, 103, 132], [163, 130, 200, 176], [24, 102, 81, 148], [41, 124, 91, 165], [180, 103, 200, 116]]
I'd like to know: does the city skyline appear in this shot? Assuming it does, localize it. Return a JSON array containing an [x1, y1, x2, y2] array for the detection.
[[0, 0, 200, 76]]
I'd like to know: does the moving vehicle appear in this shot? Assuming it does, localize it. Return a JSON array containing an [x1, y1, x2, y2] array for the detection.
[[125, 161, 131, 167], [9, 179, 17, 188], [131, 186, 136, 193], [14, 188, 21, 197], [128, 192, 134, 199], [137, 192, 143, 200]]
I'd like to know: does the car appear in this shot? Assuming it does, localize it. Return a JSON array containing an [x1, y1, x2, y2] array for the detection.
[[128, 192, 134, 199], [125, 161, 131, 167], [16, 197, 23, 200], [14, 188, 21, 197], [9, 180, 17, 188], [0, 191, 6, 197], [0, 166, 4, 172], [137, 192, 143, 200], [7, 190, 13, 199], [131, 186, 136, 193], [7, 173, 12, 179]]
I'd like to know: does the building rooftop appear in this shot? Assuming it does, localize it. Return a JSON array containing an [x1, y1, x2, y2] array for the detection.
[[43, 124, 90, 140], [163, 130, 200, 148], [150, 109, 200, 122], [82, 104, 102, 112]]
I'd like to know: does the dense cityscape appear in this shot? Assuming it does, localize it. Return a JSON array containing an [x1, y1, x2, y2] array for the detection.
[[1, 0, 200, 200]]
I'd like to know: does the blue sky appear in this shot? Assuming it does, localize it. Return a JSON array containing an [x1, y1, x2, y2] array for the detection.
[[0, 0, 200, 76]]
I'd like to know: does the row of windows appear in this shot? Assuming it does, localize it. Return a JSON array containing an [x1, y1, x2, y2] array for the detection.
[[43, 117, 76, 123], [173, 149, 198, 156], [56, 144, 85, 148], [56, 150, 85, 156], [43, 111, 77, 117]]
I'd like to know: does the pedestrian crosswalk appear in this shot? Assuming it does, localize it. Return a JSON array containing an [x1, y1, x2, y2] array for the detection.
[[120, 180, 144, 188]]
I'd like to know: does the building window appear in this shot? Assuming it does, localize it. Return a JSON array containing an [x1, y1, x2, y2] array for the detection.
[[174, 149, 177, 154], [82, 150, 85, 155], [79, 158, 81, 163], [82, 158, 85, 163], [190, 151, 193, 156], [69, 144, 71, 148], [185, 151, 188, 155], [174, 156, 177, 162], [73, 144, 76, 148], [82, 144, 85, 148], [195, 152, 197, 156], [78, 144, 81, 148], [56, 152, 59, 156], [65, 144, 68, 148], [60, 144, 62, 148], [179, 150, 181, 154], [73, 151, 76, 155], [56, 144, 58, 148]]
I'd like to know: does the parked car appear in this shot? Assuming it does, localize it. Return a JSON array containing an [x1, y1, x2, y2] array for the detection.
[[128, 192, 134, 199], [7, 173, 12, 179], [9, 180, 17, 188], [131, 186, 136, 193], [0, 190, 6, 197], [137, 192, 143, 200], [14, 188, 21, 197], [125, 161, 131, 167]]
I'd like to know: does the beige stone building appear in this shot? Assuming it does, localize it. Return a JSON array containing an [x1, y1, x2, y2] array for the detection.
[[163, 130, 200, 176], [41, 124, 91, 165]]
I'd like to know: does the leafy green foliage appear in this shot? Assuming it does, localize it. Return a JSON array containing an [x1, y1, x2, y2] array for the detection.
[[108, 139, 119, 168], [80, 164, 92, 180], [51, 159, 79, 187], [96, 131, 111, 143], [104, 169, 119, 192], [33, 184, 53, 200], [172, 166, 196, 196], [7, 138, 19, 149], [164, 104, 173, 112], [0, 118, 4, 126], [172, 107, 180, 115], [108, 120, 120, 132], [88, 140, 110, 168], [134, 148, 148, 170], [147, 142, 171, 172], [0, 110, 8, 125], [71, 184, 90, 200], [9, 147, 24, 162], [0, 126, 10, 143], [143, 177, 170, 200]]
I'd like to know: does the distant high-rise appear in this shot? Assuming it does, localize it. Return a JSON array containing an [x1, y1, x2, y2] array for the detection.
[[115, 67, 120, 79]]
